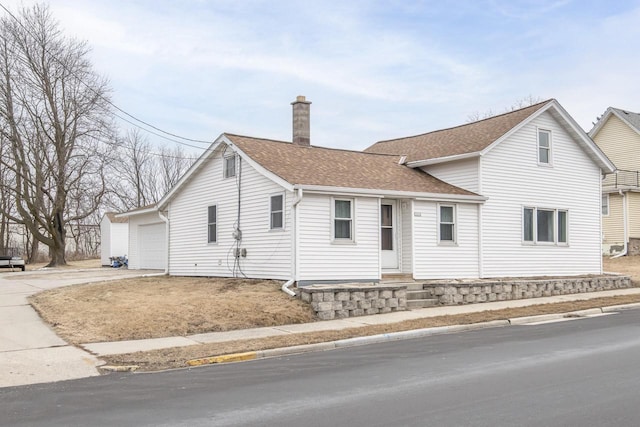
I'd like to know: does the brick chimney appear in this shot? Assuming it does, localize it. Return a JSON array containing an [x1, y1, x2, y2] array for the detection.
[[291, 95, 311, 146]]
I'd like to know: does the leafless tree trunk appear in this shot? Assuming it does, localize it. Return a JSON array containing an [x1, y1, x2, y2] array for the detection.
[[0, 4, 114, 266]]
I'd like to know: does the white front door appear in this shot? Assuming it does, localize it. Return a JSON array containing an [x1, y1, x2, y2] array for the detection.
[[381, 201, 399, 270]]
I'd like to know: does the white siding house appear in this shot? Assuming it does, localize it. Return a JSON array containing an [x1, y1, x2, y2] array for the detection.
[[100, 213, 129, 266], [121, 97, 613, 284]]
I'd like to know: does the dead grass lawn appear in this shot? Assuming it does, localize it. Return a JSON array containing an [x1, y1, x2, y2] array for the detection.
[[29, 277, 315, 344], [104, 293, 640, 371], [29, 255, 640, 371]]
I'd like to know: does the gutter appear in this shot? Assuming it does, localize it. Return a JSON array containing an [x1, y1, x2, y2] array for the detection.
[[282, 188, 303, 297], [158, 210, 170, 274], [612, 189, 628, 258]]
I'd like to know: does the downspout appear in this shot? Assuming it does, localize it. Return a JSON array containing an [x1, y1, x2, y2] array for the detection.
[[612, 190, 627, 258], [158, 210, 170, 274], [282, 188, 303, 297]]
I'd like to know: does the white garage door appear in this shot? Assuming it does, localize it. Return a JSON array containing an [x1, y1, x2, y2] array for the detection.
[[139, 223, 166, 270]]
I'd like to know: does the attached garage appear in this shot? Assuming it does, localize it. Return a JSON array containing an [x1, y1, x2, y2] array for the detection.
[[123, 207, 167, 271]]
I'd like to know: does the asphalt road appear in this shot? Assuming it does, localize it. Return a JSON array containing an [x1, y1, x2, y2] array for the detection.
[[3, 309, 640, 426]]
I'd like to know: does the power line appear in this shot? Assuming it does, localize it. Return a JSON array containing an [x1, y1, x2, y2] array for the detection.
[[0, 2, 214, 148]]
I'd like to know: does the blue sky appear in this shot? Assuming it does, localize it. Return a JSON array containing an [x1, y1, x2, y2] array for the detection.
[[5, 0, 640, 153]]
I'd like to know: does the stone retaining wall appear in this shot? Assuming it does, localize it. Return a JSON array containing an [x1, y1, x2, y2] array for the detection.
[[423, 275, 632, 305], [299, 284, 407, 320]]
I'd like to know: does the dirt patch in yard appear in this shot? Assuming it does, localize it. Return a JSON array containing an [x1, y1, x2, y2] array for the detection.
[[29, 277, 315, 344], [603, 255, 640, 283], [103, 293, 640, 371]]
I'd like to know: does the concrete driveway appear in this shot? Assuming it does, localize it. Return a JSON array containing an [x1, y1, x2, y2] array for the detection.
[[0, 267, 160, 388]]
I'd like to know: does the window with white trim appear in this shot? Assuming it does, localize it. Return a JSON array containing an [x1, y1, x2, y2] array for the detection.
[[223, 154, 236, 178], [602, 194, 609, 216], [270, 194, 284, 230], [333, 199, 353, 241], [538, 129, 551, 165], [523, 207, 568, 245], [438, 204, 456, 244], [207, 205, 217, 243]]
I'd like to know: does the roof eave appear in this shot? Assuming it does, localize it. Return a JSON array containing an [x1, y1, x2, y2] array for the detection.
[[406, 152, 481, 168], [116, 207, 159, 218], [294, 184, 487, 203]]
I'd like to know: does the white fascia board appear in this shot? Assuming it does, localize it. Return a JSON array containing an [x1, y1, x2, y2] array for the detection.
[[406, 152, 481, 168], [296, 185, 487, 203], [116, 207, 158, 218]]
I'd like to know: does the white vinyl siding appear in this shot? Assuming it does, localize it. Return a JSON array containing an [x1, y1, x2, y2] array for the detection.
[[400, 199, 413, 274], [413, 200, 479, 279], [297, 194, 378, 282], [422, 157, 479, 193], [168, 148, 292, 279], [481, 110, 602, 276]]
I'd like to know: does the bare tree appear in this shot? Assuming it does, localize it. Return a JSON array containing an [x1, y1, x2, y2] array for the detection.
[[0, 4, 114, 266], [105, 131, 196, 211], [467, 95, 543, 123]]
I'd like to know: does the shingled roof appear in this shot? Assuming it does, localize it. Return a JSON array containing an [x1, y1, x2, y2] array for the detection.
[[590, 107, 640, 137], [364, 100, 552, 162], [225, 134, 478, 197]]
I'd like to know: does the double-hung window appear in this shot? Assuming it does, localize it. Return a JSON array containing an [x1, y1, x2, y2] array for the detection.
[[538, 129, 551, 165], [270, 194, 284, 230], [223, 154, 236, 178], [523, 207, 567, 245], [207, 205, 217, 243], [333, 199, 353, 241], [602, 194, 609, 216], [438, 204, 456, 244]]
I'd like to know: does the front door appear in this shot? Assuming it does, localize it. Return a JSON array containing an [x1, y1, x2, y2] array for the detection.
[[381, 201, 399, 270]]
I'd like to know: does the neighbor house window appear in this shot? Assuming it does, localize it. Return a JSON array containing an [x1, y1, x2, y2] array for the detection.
[[207, 205, 217, 243], [602, 194, 609, 216], [523, 207, 568, 245], [270, 194, 284, 230], [333, 199, 353, 240], [538, 129, 551, 165], [223, 154, 236, 178], [439, 204, 456, 244]]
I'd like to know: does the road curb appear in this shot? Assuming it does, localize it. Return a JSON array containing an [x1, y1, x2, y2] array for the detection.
[[187, 351, 257, 366], [175, 303, 640, 370]]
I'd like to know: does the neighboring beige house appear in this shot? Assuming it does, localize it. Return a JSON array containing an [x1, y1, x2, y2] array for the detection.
[[590, 107, 640, 255]]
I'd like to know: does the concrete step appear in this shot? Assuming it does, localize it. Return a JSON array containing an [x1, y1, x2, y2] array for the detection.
[[406, 290, 431, 300], [407, 298, 438, 309]]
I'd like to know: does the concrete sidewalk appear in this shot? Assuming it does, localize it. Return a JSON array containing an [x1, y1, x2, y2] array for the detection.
[[83, 287, 640, 357], [0, 268, 161, 388]]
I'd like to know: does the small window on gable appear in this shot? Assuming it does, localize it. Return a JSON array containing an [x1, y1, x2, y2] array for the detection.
[[538, 129, 551, 165], [333, 199, 353, 241], [270, 194, 284, 230], [439, 204, 456, 244], [207, 205, 217, 243], [224, 154, 236, 178], [602, 194, 609, 216]]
